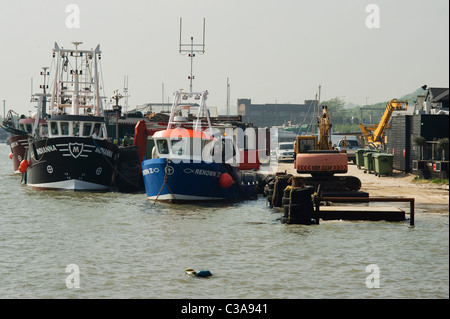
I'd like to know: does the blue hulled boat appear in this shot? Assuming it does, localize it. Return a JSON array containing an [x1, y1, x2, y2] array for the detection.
[[140, 90, 259, 202]]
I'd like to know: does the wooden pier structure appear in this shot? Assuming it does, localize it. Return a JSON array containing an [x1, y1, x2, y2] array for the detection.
[[313, 196, 415, 226]]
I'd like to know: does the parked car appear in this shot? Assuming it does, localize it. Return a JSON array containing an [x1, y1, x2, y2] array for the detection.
[[277, 142, 295, 161], [335, 138, 361, 164]]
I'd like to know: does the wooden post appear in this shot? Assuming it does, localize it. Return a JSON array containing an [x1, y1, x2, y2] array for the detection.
[[314, 196, 320, 225]]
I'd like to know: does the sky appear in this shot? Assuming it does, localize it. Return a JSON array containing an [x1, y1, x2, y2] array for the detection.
[[0, 0, 448, 116]]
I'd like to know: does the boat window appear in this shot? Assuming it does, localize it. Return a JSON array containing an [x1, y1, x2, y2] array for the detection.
[[41, 123, 48, 137], [93, 123, 102, 138], [83, 123, 93, 136], [26, 124, 33, 133], [211, 139, 236, 163], [73, 122, 80, 136], [171, 138, 185, 155], [156, 139, 169, 154], [60, 122, 69, 135], [50, 122, 59, 135]]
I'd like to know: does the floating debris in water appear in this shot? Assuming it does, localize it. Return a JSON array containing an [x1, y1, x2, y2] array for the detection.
[[185, 267, 212, 277]]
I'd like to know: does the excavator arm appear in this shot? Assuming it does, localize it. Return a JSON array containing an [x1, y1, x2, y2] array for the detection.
[[317, 105, 333, 150], [360, 99, 407, 149]]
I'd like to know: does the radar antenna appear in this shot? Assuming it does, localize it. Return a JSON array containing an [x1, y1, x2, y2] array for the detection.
[[179, 17, 206, 93]]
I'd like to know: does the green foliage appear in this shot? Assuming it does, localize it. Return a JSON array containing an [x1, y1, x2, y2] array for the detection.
[[333, 123, 361, 133], [321, 97, 346, 115], [302, 87, 428, 134], [437, 138, 449, 150], [432, 178, 449, 185], [413, 136, 426, 147], [412, 176, 449, 185]]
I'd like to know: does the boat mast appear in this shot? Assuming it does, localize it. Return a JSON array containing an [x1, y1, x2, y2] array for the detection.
[[41, 66, 49, 118], [71, 41, 82, 115], [179, 17, 205, 93], [167, 18, 212, 133], [93, 44, 102, 116], [50, 42, 103, 116]]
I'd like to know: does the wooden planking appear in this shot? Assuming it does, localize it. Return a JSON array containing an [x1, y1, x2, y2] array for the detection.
[[318, 205, 405, 221]]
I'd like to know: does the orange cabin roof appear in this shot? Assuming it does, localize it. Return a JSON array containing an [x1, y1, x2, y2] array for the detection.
[[153, 128, 214, 140]]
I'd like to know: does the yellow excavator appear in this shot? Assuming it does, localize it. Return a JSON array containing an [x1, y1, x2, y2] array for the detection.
[[359, 99, 408, 149]]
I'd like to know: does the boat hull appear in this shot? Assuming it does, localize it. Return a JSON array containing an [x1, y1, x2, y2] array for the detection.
[[142, 158, 258, 202], [8, 134, 29, 173], [25, 137, 119, 191]]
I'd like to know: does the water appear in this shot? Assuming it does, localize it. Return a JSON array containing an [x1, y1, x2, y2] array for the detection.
[[0, 143, 448, 299]]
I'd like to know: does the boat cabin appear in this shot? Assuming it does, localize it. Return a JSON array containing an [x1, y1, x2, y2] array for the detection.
[[46, 115, 107, 139], [152, 128, 239, 165], [18, 119, 34, 134], [18, 117, 48, 137]]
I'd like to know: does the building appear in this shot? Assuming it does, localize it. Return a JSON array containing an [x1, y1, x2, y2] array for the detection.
[[385, 87, 449, 179], [237, 98, 317, 127], [423, 87, 449, 114]]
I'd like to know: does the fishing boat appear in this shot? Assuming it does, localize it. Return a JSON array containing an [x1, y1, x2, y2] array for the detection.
[[139, 90, 259, 202], [2, 110, 29, 173], [1, 109, 47, 173], [22, 42, 119, 191]]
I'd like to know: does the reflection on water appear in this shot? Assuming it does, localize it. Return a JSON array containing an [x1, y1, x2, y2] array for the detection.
[[0, 144, 448, 299]]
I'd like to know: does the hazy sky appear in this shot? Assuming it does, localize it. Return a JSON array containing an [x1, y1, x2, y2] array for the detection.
[[0, 0, 448, 116]]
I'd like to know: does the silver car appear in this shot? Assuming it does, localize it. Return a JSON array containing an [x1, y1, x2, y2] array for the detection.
[[277, 142, 295, 161]]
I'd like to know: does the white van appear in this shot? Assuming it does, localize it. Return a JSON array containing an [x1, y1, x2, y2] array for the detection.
[[277, 142, 295, 161], [335, 138, 361, 163]]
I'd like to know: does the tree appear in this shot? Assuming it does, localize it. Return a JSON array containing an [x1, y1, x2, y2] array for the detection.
[[321, 97, 345, 116], [437, 138, 449, 161], [413, 136, 426, 160]]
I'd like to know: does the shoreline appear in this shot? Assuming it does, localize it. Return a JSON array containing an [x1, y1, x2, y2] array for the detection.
[[271, 161, 449, 206]]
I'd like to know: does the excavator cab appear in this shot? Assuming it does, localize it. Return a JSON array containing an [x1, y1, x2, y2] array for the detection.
[[295, 135, 317, 154]]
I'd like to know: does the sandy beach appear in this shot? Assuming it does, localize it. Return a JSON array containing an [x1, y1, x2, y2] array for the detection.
[[275, 161, 449, 205]]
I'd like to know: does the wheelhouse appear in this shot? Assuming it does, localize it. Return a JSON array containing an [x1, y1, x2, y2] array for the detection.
[[152, 128, 239, 165], [46, 115, 107, 139], [18, 117, 48, 137]]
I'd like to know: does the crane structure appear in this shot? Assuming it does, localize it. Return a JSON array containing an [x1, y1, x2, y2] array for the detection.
[[293, 105, 361, 192], [359, 99, 408, 149]]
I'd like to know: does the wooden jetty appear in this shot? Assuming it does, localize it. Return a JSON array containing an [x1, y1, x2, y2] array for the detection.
[[313, 196, 415, 226]]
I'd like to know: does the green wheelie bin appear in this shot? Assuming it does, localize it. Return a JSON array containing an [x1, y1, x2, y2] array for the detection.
[[363, 151, 377, 174], [373, 153, 394, 177], [355, 149, 366, 169]]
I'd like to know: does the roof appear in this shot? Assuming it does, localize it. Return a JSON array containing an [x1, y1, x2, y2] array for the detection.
[[426, 87, 449, 102], [153, 128, 214, 140], [19, 118, 46, 124]]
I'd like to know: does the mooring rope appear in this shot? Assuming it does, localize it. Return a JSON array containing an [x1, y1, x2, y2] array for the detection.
[[153, 158, 175, 204], [91, 138, 140, 189]]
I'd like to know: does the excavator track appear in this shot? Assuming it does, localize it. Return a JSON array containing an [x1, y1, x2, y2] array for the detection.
[[304, 176, 362, 192]]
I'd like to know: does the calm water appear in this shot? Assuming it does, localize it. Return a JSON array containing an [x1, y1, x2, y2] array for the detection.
[[0, 143, 448, 299]]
